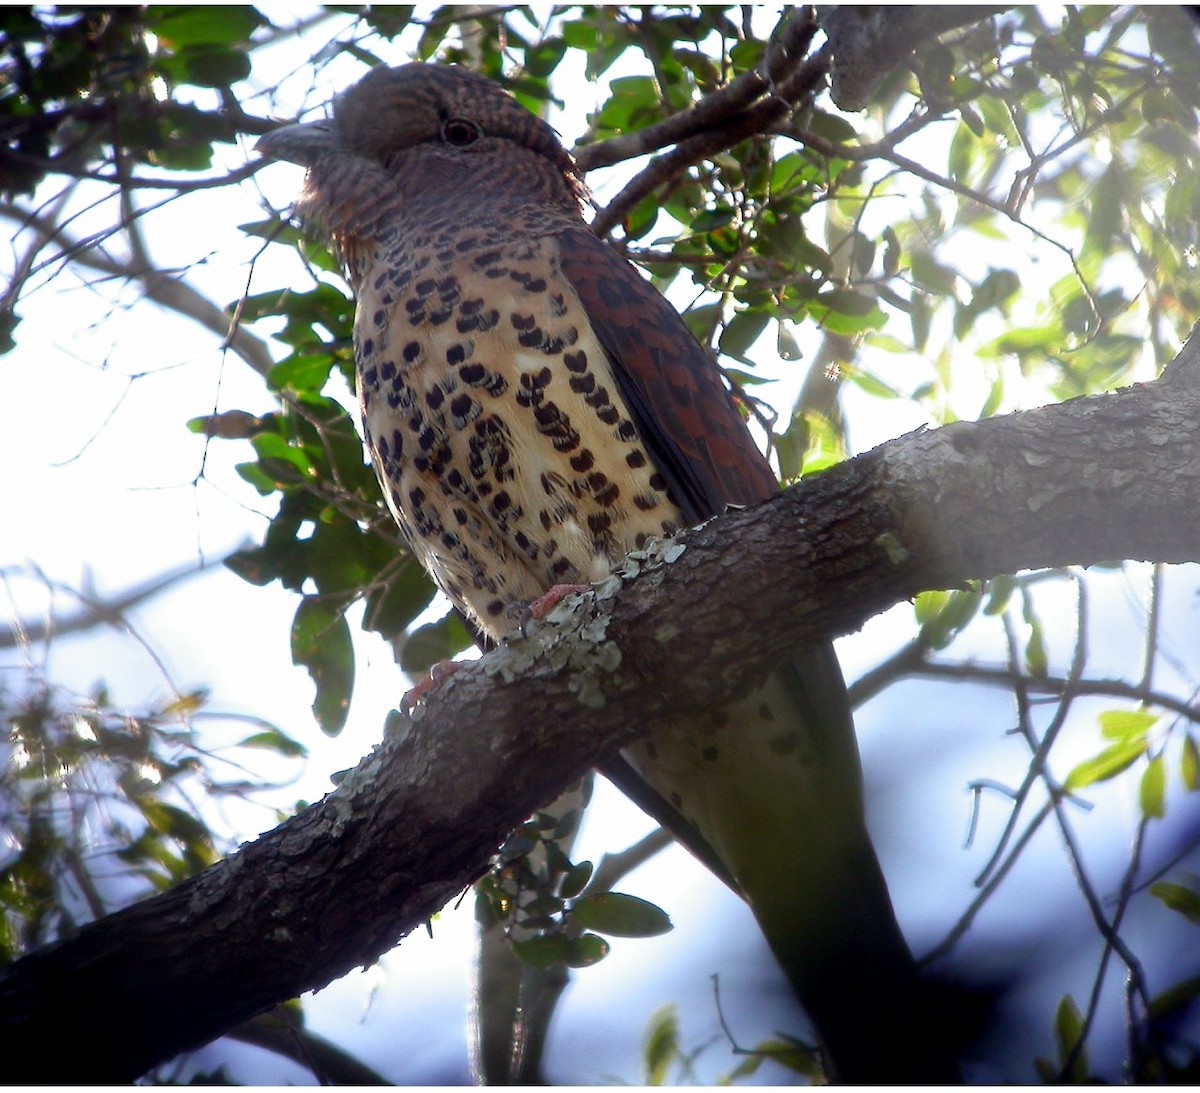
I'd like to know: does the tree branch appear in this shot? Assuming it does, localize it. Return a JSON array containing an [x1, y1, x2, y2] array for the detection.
[[1, 328, 1197, 1082], [573, 7, 821, 174], [819, 6, 1011, 111], [1, 202, 276, 378], [0, 559, 225, 650]]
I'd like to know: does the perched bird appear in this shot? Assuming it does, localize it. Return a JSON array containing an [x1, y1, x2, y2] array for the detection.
[[257, 63, 953, 1083]]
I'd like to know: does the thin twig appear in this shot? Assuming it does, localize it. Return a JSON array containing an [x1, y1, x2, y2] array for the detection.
[[1, 559, 226, 650], [574, 7, 819, 174]]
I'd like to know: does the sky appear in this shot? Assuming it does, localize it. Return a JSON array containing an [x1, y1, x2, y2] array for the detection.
[[2, 4, 1199, 1084]]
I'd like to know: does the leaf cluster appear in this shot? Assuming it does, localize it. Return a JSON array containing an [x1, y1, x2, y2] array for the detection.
[[0, 670, 301, 964], [476, 792, 672, 976], [0, 6, 267, 195]]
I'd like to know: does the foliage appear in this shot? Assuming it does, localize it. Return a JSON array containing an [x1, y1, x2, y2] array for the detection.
[[478, 794, 672, 975], [0, 643, 303, 964], [2, 3, 1200, 1084]]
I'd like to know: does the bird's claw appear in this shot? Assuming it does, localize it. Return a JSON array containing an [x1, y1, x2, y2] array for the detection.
[[516, 583, 590, 636], [400, 659, 465, 714]]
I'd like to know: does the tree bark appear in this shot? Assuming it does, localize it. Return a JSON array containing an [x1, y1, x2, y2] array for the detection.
[[1, 327, 1197, 1082]]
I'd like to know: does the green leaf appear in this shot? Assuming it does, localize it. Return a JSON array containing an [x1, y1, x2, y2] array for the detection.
[[913, 589, 948, 626], [1182, 734, 1200, 793], [291, 597, 354, 735], [776, 321, 802, 361], [1064, 738, 1146, 791], [910, 293, 932, 352], [356, 7, 413, 39], [523, 37, 567, 79], [563, 933, 609, 968], [910, 251, 959, 297], [142, 801, 209, 844], [983, 575, 1015, 615], [1140, 754, 1166, 819], [156, 44, 250, 88], [237, 730, 307, 759], [1054, 994, 1088, 1081], [979, 374, 1005, 419], [1149, 975, 1200, 1022], [882, 225, 901, 276], [307, 518, 378, 596], [153, 6, 264, 48], [511, 933, 567, 968], [918, 41, 954, 100], [561, 18, 598, 51], [723, 1053, 766, 1083], [399, 612, 474, 675], [621, 192, 661, 242], [642, 1004, 679, 1086], [915, 586, 982, 649], [1082, 162, 1126, 260], [809, 290, 887, 335], [681, 302, 721, 345], [848, 230, 876, 278], [844, 365, 903, 402], [804, 110, 858, 143], [225, 544, 273, 584], [960, 103, 985, 137], [594, 75, 662, 135], [268, 352, 336, 395], [521, 896, 566, 921], [728, 38, 765, 71], [719, 309, 769, 363], [251, 430, 314, 478], [690, 206, 735, 234], [1098, 709, 1159, 741], [742, 1039, 821, 1080], [363, 559, 439, 641], [1024, 623, 1048, 679], [1150, 881, 1200, 926], [560, 860, 593, 899], [571, 892, 673, 938], [979, 323, 1063, 359]]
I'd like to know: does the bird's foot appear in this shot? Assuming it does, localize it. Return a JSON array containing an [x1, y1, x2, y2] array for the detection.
[[514, 583, 590, 636], [528, 583, 590, 620], [401, 659, 465, 714]]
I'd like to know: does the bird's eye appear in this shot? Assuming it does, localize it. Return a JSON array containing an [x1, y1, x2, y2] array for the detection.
[[441, 118, 481, 146]]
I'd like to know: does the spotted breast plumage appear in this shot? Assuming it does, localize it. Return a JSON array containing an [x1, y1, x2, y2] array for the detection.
[[257, 63, 952, 1083]]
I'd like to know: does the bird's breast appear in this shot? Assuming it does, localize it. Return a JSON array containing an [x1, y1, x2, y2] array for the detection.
[[353, 232, 683, 639]]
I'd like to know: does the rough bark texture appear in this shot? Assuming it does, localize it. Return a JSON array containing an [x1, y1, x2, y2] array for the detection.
[[0, 329, 1197, 1081]]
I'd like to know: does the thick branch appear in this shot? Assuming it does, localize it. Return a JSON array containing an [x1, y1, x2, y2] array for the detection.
[[1, 332, 1197, 1082], [820, 7, 1011, 111]]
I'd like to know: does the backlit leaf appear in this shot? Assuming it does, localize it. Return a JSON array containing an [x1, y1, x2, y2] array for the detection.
[[1064, 739, 1146, 791], [572, 892, 672, 937]]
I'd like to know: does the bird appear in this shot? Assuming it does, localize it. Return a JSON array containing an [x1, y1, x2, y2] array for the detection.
[[256, 62, 955, 1083]]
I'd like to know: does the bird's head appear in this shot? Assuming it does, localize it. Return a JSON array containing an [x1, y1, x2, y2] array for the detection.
[[256, 63, 587, 243]]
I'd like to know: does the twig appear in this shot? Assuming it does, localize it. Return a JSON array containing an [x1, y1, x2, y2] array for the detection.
[[574, 8, 819, 174], [1, 559, 226, 650], [586, 827, 674, 895], [1, 202, 276, 378]]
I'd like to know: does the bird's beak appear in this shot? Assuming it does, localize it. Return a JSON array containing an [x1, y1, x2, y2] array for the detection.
[[255, 120, 338, 166]]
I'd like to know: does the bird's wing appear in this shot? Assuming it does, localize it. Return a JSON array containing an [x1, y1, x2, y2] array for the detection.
[[556, 222, 864, 789], [555, 226, 778, 523]]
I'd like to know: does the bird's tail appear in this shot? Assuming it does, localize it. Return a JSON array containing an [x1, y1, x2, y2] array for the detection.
[[617, 645, 960, 1082]]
